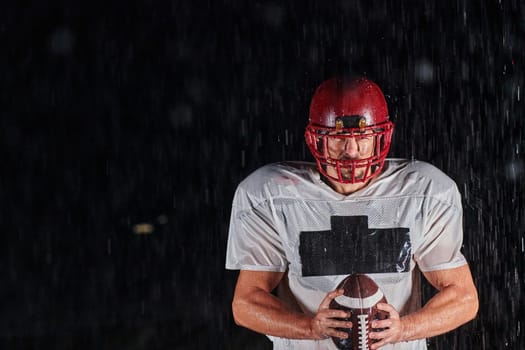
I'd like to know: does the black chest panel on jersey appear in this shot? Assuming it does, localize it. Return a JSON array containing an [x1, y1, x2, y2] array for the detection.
[[299, 216, 411, 276]]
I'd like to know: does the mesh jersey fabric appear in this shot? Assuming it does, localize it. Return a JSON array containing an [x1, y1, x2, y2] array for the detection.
[[226, 159, 467, 350]]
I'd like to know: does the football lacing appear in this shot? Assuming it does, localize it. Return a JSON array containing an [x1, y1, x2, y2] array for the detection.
[[357, 314, 369, 350]]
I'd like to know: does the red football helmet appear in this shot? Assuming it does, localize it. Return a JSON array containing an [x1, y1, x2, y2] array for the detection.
[[305, 77, 394, 184]]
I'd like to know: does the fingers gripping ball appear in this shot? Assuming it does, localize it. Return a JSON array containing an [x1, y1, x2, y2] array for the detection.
[[329, 274, 389, 350]]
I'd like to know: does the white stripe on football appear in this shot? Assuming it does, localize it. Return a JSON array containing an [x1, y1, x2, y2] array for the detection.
[[334, 288, 384, 309]]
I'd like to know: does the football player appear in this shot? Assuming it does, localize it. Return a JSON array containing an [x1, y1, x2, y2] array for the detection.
[[226, 77, 478, 349]]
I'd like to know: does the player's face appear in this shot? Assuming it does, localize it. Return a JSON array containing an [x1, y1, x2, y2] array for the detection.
[[325, 131, 375, 181]]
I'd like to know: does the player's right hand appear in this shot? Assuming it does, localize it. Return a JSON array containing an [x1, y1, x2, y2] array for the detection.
[[310, 289, 353, 340]]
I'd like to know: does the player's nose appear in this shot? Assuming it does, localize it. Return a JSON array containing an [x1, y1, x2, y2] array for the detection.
[[343, 138, 360, 158]]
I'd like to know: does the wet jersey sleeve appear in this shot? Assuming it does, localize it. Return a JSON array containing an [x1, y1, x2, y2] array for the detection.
[[225, 187, 288, 271], [415, 185, 467, 272]]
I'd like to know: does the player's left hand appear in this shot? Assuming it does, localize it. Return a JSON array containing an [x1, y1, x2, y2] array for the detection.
[[369, 303, 405, 349]]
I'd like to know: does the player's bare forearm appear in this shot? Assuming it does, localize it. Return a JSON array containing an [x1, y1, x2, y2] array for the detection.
[[232, 270, 317, 339], [369, 264, 478, 348], [402, 283, 477, 340], [232, 270, 351, 340], [232, 285, 315, 339]]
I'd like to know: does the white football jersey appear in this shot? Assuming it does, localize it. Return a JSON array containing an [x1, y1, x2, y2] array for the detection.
[[226, 159, 467, 350]]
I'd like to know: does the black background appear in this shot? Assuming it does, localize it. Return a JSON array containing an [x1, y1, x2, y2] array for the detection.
[[1, 1, 524, 349]]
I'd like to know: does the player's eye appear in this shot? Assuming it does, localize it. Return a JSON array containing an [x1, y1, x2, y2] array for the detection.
[[357, 136, 372, 144]]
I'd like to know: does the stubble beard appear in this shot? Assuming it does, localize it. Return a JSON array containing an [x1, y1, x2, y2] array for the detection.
[[340, 166, 366, 181]]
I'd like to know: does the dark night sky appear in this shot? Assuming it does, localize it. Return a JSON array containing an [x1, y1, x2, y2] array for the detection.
[[1, 1, 524, 349]]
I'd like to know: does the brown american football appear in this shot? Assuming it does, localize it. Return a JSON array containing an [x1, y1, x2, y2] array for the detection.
[[329, 274, 389, 350]]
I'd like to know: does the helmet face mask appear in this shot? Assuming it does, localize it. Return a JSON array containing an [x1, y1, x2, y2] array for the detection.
[[305, 122, 393, 183], [304, 77, 394, 184]]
